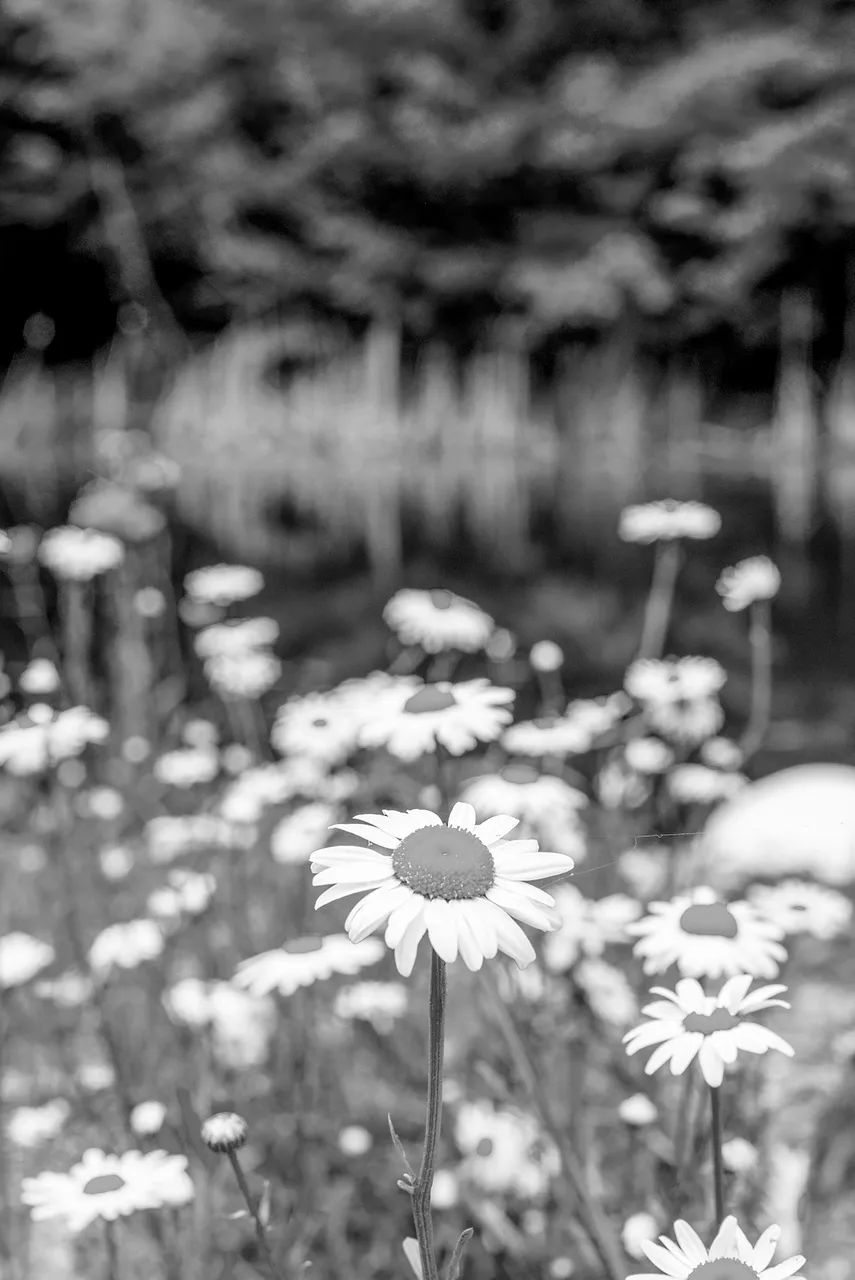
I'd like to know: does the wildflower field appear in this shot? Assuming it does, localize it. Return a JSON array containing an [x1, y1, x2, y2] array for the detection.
[[2, 472, 855, 1280]]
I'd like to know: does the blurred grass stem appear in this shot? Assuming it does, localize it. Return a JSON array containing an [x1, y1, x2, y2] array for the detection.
[[739, 598, 773, 761], [638, 540, 682, 661]]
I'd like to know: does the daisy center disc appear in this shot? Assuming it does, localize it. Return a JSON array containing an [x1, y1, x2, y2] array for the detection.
[[500, 764, 539, 785], [688, 1261, 758, 1279], [311, 718, 329, 728], [429, 590, 454, 610], [475, 1138, 494, 1157], [679, 903, 738, 938], [403, 687, 457, 715], [282, 937, 325, 954], [83, 1173, 126, 1195], [392, 824, 494, 899], [682, 1008, 740, 1035]]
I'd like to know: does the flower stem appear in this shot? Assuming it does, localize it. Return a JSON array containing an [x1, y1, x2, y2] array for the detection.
[[739, 598, 773, 761], [709, 1084, 725, 1229], [226, 1149, 284, 1280], [480, 967, 626, 1280], [638, 540, 682, 661], [411, 950, 446, 1280], [104, 1220, 119, 1280]]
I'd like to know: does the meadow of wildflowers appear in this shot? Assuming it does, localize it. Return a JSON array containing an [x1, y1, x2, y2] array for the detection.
[[0, 475, 854, 1280]]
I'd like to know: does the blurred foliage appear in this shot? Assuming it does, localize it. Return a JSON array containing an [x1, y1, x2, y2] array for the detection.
[[3, 0, 855, 352]]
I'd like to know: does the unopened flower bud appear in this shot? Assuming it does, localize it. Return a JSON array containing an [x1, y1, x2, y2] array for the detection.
[[200, 1112, 248, 1153]]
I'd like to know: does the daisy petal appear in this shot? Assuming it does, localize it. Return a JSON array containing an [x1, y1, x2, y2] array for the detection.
[[403, 809, 443, 829], [751, 1225, 781, 1273], [762, 1258, 806, 1280], [423, 899, 459, 964], [460, 900, 498, 959], [717, 974, 754, 1012], [315, 881, 387, 909], [448, 802, 476, 831], [485, 904, 536, 968], [473, 815, 520, 844], [485, 885, 559, 933], [493, 849, 575, 881], [313, 863, 395, 885], [385, 895, 426, 949], [396, 915, 427, 977], [698, 1038, 725, 1087], [639, 1240, 691, 1277], [450, 902, 484, 971], [332, 823, 400, 849], [673, 1221, 707, 1267], [346, 884, 411, 943]]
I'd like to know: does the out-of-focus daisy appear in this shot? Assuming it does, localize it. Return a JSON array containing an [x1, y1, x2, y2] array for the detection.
[[38, 526, 124, 580], [618, 1094, 658, 1127], [163, 979, 275, 1069], [184, 564, 264, 607], [88, 920, 165, 977], [312, 802, 574, 975], [130, 1101, 167, 1138], [271, 802, 341, 865], [271, 691, 362, 766], [459, 767, 588, 861], [147, 870, 216, 923], [82, 787, 125, 821], [233, 934, 385, 997], [162, 977, 212, 1028], [21, 1148, 194, 1232], [145, 814, 236, 864], [0, 706, 109, 775], [133, 587, 167, 618], [19, 659, 60, 695], [194, 617, 279, 659], [701, 737, 745, 770], [542, 885, 641, 973], [34, 970, 93, 1007], [218, 760, 330, 825], [722, 1137, 759, 1174], [154, 747, 220, 789], [625, 1214, 805, 1280], [0, 933, 55, 988], [597, 757, 651, 810], [383, 588, 495, 653], [454, 1100, 559, 1199], [618, 500, 721, 544], [332, 981, 408, 1032], [502, 716, 591, 758], [575, 958, 639, 1026], [204, 651, 281, 700], [625, 737, 675, 774], [623, 974, 793, 1087], [625, 657, 726, 743], [338, 1125, 372, 1157], [77, 1061, 116, 1093], [7, 1099, 70, 1148], [627, 886, 788, 979], [746, 879, 853, 941], [431, 1169, 459, 1209], [529, 640, 564, 672], [618, 849, 668, 899], [623, 1212, 661, 1260], [717, 556, 781, 612], [358, 680, 514, 761], [99, 844, 136, 882], [667, 764, 747, 805]]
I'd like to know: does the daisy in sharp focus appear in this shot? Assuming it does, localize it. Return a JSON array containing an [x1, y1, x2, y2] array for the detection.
[[311, 802, 574, 975], [383, 588, 495, 654], [358, 679, 514, 762], [627, 885, 788, 979], [623, 974, 794, 1087], [626, 1214, 805, 1280], [21, 1148, 194, 1232], [233, 934, 385, 997]]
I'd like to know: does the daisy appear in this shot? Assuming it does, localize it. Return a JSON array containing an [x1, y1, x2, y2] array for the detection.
[[8, 1099, 70, 1149], [459, 767, 588, 860], [183, 564, 264, 607], [34, 970, 93, 1008], [21, 1148, 194, 1232], [233, 934, 385, 996], [625, 657, 726, 744], [454, 1100, 559, 1199], [575, 958, 639, 1026], [625, 1214, 805, 1280], [667, 764, 747, 805], [618, 500, 721, 544], [271, 691, 363, 766], [626, 886, 788, 979], [145, 814, 236, 864], [383, 588, 495, 653], [529, 640, 564, 672], [193, 617, 279, 659], [701, 737, 744, 771], [201, 1113, 248, 1153], [542, 885, 641, 973], [0, 933, 55, 988], [204, 651, 281, 700], [745, 879, 853, 941], [625, 737, 675, 774], [19, 659, 60, 695], [502, 716, 592, 758], [38, 526, 124, 580], [717, 556, 781, 612], [564, 693, 631, 740], [311, 802, 574, 975], [358, 680, 514, 761], [271, 802, 342, 865], [153, 747, 220, 789], [623, 974, 794, 1087], [88, 920, 165, 977], [333, 981, 409, 1032], [146, 870, 216, 923], [130, 1102, 167, 1138], [0, 706, 109, 776]]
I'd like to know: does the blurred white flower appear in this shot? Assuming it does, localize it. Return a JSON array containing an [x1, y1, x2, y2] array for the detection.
[[619, 500, 721, 543], [34, 970, 92, 1007], [38, 526, 124, 580], [194, 617, 279, 659], [83, 788, 125, 821], [271, 691, 361, 767], [99, 844, 135, 881], [529, 640, 564, 672], [485, 628, 517, 661], [0, 706, 109, 775], [221, 743, 255, 774], [618, 849, 669, 898], [234, 935, 385, 997], [622, 1211, 660, 1260], [332, 981, 409, 1032], [147, 870, 216, 923], [625, 738, 674, 774], [154, 747, 220, 789], [618, 1094, 659, 1126], [454, 1100, 559, 1199], [162, 977, 211, 1028], [596, 758, 651, 810], [182, 719, 219, 748], [21, 1147, 194, 1232], [459, 768, 588, 861], [716, 556, 781, 612], [88, 920, 165, 977], [122, 735, 151, 763], [625, 657, 726, 744], [667, 765, 747, 805], [271, 803, 341, 864], [133, 587, 167, 618], [163, 979, 275, 1068], [145, 814, 236, 864], [205, 651, 281, 700], [77, 1061, 116, 1093], [338, 1125, 372, 1157], [746, 879, 853, 941], [700, 737, 744, 771], [575, 958, 638, 1026], [722, 1137, 758, 1174], [7, 1099, 69, 1148], [543, 886, 641, 973], [502, 716, 591, 758], [184, 564, 264, 607], [431, 1169, 459, 1208], [218, 762, 316, 825], [358, 679, 514, 761], [19, 659, 60, 695], [130, 1101, 167, 1137], [0, 933, 55, 988], [383, 588, 494, 653]]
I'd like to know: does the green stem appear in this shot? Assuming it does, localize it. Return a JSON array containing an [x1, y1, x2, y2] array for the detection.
[[710, 1084, 725, 1229], [739, 598, 772, 761], [104, 1220, 119, 1280], [638, 539, 682, 661], [226, 1149, 284, 1280], [411, 951, 446, 1280]]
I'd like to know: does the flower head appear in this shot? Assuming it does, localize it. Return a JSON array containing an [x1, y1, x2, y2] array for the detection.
[[233, 934, 385, 996], [271, 802, 341, 865], [194, 617, 279, 659], [201, 1113, 248, 1153], [184, 564, 264, 607], [312, 803, 574, 975], [358, 679, 514, 761], [19, 659, 60, 695], [542, 885, 641, 973], [205, 651, 281, 700], [0, 933, 55, 988], [333, 981, 408, 1032], [454, 1100, 559, 1198], [383, 588, 494, 653], [459, 767, 587, 861], [717, 556, 781, 612], [529, 640, 564, 672], [667, 764, 747, 805], [88, 920, 165, 977], [8, 1100, 70, 1148], [38, 527, 124, 580], [271, 691, 363, 766], [626, 886, 788, 979], [21, 1148, 194, 1232], [619, 500, 721, 544], [746, 879, 853, 941], [154, 747, 220, 789], [626, 1214, 805, 1280], [623, 974, 794, 1087], [625, 657, 726, 744], [130, 1101, 167, 1138]]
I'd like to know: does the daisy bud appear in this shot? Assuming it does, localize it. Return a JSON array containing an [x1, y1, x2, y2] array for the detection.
[[200, 1112, 248, 1153], [622, 1211, 659, 1259], [529, 640, 564, 673]]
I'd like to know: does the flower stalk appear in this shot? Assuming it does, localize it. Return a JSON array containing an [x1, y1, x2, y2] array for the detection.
[[638, 539, 682, 661], [410, 950, 447, 1280], [739, 597, 773, 761], [709, 1084, 725, 1229], [226, 1149, 283, 1280]]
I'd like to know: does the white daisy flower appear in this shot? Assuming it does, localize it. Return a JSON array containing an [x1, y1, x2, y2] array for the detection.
[[701, 737, 745, 771], [193, 617, 279, 659], [383, 588, 495, 653], [626, 886, 788, 979], [625, 737, 675, 774], [162, 977, 212, 1028], [459, 767, 588, 861], [204, 651, 281, 700], [667, 764, 747, 805], [38, 527, 124, 580], [88, 920, 165, 977], [182, 719, 219, 749], [625, 1214, 805, 1280], [0, 933, 55, 988], [183, 564, 264, 607], [454, 1100, 559, 1199], [618, 1094, 659, 1126], [529, 640, 564, 672], [333, 981, 409, 1032], [358, 680, 514, 761], [625, 657, 726, 743], [575, 958, 639, 1026], [0, 707, 109, 776], [19, 659, 60, 695], [145, 814, 237, 864], [21, 1148, 194, 1232], [233, 934, 385, 996], [218, 760, 330, 825], [618, 500, 721, 544], [147, 870, 216, 922], [154, 747, 220, 789], [542, 885, 641, 973], [271, 802, 342, 864], [8, 1099, 70, 1148], [623, 974, 794, 1087], [311, 803, 574, 975], [201, 1112, 247, 1153], [271, 691, 363, 766], [130, 1101, 167, 1138], [717, 556, 781, 612], [502, 717, 592, 758], [746, 879, 853, 941]]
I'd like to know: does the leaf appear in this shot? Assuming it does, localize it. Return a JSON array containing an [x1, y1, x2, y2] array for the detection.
[[388, 1113, 416, 1178], [258, 1179, 272, 1228], [402, 1238, 423, 1279], [176, 1087, 218, 1170], [445, 1227, 474, 1280]]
